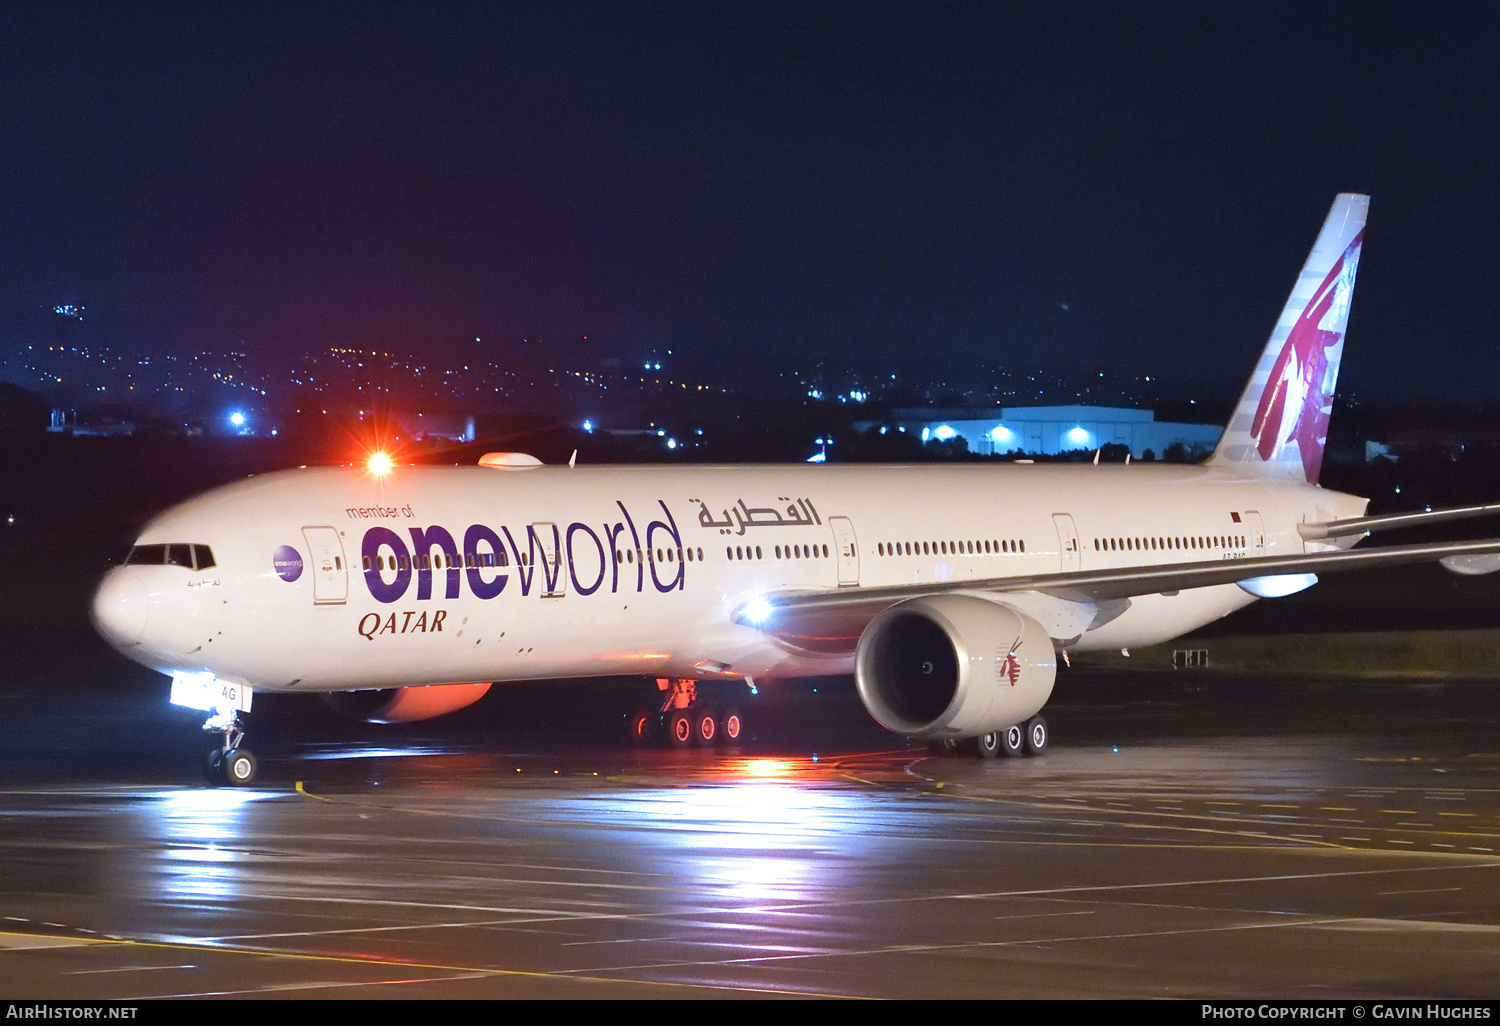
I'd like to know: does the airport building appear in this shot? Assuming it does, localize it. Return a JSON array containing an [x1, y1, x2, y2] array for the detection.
[[871, 405, 1223, 458]]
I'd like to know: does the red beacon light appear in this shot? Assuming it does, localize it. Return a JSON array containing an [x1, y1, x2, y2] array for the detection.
[[366, 451, 395, 477]]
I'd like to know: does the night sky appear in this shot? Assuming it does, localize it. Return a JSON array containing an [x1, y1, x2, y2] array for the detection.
[[2, 2, 1497, 400]]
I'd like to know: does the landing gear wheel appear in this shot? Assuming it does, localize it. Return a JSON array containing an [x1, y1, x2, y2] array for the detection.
[[720, 707, 744, 746], [626, 708, 656, 747], [667, 709, 694, 749], [927, 738, 959, 757], [693, 708, 718, 746], [975, 731, 1001, 759], [222, 748, 258, 786], [1024, 716, 1049, 756], [201, 747, 225, 785], [199, 709, 249, 788], [1000, 724, 1026, 758]]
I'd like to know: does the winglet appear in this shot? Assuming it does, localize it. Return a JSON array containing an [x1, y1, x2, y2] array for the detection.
[[1208, 194, 1368, 483]]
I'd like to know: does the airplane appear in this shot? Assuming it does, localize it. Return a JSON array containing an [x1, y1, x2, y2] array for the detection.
[[91, 193, 1500, 785]]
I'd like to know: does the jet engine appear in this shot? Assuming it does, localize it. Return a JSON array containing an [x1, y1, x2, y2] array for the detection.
[[854, 595, 1055, 739], [321, 682, 492, 724]]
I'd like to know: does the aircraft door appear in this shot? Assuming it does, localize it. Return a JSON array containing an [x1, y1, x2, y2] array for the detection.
[[530, 522, 566, 598], [1052, 513, 1081, 572], [830, 516, 860, 586], [302, 526, 348, 605], [1245, 511, 1266, 554]]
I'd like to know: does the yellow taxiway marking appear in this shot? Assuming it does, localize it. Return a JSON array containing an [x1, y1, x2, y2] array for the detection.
[[0, 931, 98, 951]]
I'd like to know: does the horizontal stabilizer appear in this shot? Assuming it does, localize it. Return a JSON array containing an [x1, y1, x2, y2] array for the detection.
[[1299, 502, 1500, 540]]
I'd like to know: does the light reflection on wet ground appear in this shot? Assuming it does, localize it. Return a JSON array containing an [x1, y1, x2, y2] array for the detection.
[[4, 731, 1500, 998], [6, 645, 1500, 996]]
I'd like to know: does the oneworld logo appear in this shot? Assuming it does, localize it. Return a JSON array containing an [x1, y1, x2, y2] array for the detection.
[[272, 545, 303, 583], [360, 499, 686, 604]]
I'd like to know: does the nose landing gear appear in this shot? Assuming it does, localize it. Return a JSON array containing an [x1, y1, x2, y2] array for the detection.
[[169, 674, 257, 787], [201, 710, 258, 786]]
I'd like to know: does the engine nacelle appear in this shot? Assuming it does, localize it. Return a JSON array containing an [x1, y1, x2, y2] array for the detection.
[[321, 682, 492, 724], [855, 596, 1055, 739]]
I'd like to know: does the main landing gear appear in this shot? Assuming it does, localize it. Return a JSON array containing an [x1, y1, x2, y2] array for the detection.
[[930, 715, 1049, 760], [628, 677, 746, 749], [201, 710, 258, 786]]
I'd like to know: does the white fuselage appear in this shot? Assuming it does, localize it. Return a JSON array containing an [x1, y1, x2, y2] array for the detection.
[[92, 461, 1367, 693]]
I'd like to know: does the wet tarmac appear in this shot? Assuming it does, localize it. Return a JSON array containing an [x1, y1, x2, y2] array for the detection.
[[4, 622, 1500, 999]]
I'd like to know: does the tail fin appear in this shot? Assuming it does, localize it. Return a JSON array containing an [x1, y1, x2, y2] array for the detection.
[[1208, 193, 1368, 483]]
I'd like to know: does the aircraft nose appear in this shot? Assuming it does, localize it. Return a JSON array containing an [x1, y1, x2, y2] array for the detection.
[[92, 570, 149, 647]]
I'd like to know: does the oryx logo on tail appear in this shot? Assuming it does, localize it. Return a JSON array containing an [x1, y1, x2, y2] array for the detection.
[[1207, 193, 1368, 484], [1250, 232, 1363, 483]]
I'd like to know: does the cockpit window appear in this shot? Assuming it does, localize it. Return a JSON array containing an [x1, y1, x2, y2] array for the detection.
[[125, 544, 167, 566], [125, 544, 216, 570]]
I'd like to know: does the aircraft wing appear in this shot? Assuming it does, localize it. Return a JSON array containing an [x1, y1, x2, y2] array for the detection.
[[733, 536, 1500, 647]]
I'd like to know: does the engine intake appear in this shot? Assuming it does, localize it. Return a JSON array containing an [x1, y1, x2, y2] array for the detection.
[[855, 595, 1055, 739]]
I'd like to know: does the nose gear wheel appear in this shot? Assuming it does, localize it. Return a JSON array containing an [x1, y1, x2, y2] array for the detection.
[[200, 711, 258, 786]]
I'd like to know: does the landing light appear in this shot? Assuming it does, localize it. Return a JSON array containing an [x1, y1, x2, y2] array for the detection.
[[740, 597, 773, 625]]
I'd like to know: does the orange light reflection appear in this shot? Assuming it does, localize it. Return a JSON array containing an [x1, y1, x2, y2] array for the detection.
[[728, 757, 799, 780]]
